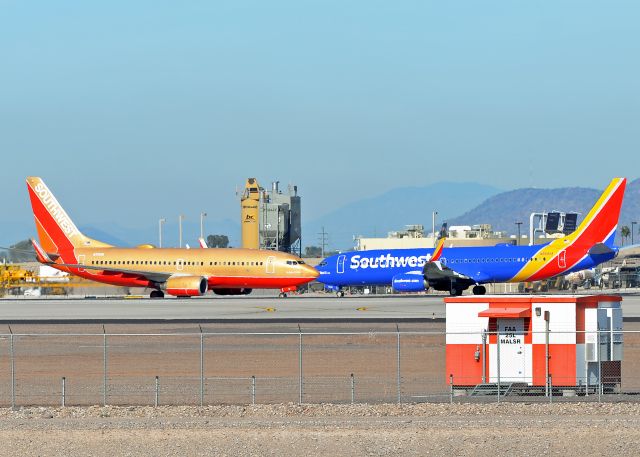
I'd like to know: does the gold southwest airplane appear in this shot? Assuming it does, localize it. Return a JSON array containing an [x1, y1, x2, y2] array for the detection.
[[27, 177, 318, 298]]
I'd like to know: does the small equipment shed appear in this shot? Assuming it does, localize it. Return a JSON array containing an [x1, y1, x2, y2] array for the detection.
[[445, 295, 622, 395]]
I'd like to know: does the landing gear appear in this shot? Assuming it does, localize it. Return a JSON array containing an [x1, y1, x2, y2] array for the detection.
[[472, 285, 486, 295], [278, 292, 288, 298], [336, 290, 345, 298], [449, 287, 463, 296], [150, 290, 165, 299]]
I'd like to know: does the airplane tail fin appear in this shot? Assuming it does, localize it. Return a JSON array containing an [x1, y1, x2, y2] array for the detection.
[[568, 178, 626, 248], [26, 177, 112, 255]]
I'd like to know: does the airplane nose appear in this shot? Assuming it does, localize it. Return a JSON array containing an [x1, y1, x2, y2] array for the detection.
[[304, 265, 320, 279]]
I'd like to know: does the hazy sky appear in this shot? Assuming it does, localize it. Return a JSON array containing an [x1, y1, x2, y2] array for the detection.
[[1, 1, 638, 238]]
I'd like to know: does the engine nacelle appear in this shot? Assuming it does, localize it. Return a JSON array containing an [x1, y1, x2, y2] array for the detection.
[[392, 272, 426, 292], [164, 276, 208, 297], [212, 288, 253, 296]]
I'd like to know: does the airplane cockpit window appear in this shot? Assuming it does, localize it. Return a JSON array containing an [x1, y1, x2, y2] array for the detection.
[[318, 262, 327, 267]]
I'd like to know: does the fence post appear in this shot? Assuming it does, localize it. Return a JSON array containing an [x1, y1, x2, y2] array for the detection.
[[496, 331, 501, 403], [449, 374, 453, 404], [9, 329, 15, 410], [298, 324, 303, 405], [350, 373, 355, 404], [199, 326, 204, 407], [481, 331, 487, 383], [548, 375, 552, 404], [62, 377, 66, 407], [597, 329, 602, 403], [102, 325, 107, 406], [251, 376, 256, 405], [396, 324, 401, 404], [155, 376, 159, 407]]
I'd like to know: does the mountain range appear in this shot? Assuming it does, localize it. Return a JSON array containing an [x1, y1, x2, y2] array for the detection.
[[4, 179, 639, 252], [448, 178, 640, 244]]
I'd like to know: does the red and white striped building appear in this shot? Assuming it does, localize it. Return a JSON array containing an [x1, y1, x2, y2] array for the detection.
[[445, 295, 622, 388]]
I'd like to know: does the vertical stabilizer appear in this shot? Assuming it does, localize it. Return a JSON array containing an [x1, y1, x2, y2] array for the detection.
[[26, 177, 112, 256]]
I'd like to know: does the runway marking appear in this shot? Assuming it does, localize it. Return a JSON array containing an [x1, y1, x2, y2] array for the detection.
[[258, 307, 276, 312], [356, 307, 368, 311]]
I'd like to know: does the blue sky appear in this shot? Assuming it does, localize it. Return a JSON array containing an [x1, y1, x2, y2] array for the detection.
[[1, 1, 638, 245]]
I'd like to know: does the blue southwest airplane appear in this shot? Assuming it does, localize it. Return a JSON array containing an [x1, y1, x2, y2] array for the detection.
[[316, 178, 627, 297]]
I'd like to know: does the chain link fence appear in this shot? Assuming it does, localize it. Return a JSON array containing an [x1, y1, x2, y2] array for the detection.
[[0, 329, 638, 407]]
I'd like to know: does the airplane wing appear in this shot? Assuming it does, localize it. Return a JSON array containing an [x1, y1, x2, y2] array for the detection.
[[47, 261, 175, 284], [30, 238, 193, 284]]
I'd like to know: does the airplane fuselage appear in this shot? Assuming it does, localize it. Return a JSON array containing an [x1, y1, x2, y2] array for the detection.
[[56, 246, 317, 290]]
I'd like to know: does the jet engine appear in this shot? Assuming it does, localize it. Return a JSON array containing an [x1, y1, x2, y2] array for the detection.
[[391, 272, 426, 292], [212, 288, 253, 296], [163, 276, 208, 297]]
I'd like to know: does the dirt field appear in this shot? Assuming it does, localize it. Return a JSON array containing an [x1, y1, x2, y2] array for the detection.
[[1, 403, 640, 456], [0, 321, 639, 406]]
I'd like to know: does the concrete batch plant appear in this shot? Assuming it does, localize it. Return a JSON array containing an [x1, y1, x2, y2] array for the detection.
[[240, 178, 302, 255], [445, 294, 623, 396]]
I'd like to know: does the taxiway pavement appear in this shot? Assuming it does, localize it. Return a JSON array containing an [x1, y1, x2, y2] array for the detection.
[[0, 293, 639, 322]]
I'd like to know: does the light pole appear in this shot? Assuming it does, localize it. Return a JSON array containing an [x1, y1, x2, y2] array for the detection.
[[158, 218, 166, 248], [178, 215, 184, 248], [200, 212, 207, 240], [632, 221, 637, 245], [515, 221, 523, 246], [432, 211, 438, 248]]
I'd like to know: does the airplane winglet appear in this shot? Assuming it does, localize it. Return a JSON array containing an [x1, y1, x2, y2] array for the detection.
[[31, 238, 55, 263], [431, 237, 446, 262], [198, 237, 208, 249]]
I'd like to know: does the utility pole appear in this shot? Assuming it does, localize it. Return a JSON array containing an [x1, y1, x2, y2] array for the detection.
[[318, 227, 328, 258], [515, 221, 523, 246], [200, 212, 207, 240], [632, 221, 637, 245], [432, 211, 438, 248], [158, 218, 166, 248]]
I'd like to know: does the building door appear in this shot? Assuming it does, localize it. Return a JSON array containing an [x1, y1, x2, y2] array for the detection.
[[337, 255, 346, 274], [495, 318, 527, 383], [558, 250, 566, 269], [266, 256, 276, 274]]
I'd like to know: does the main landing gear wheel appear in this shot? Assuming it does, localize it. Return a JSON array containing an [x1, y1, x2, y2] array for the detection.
[[278, 292, 288, 298], [472, 285, 487, 295], [150, 290, 165, 299], [336, 291, 345, 298], [449, 287, 460, 296]]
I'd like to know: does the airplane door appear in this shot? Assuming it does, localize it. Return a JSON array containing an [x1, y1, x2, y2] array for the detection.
[[77, 255, 85, 272], [266, 256, 276, 274], [558, 250, 566, 269], [337, 255, 346, 274]]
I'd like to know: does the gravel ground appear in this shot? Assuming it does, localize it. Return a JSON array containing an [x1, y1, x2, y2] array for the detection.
[[1, 403, 640, 456]]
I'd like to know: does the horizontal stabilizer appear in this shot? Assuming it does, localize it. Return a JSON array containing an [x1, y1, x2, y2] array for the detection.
[[30, 239, 59, 263], [588, 243, 615, 256]]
